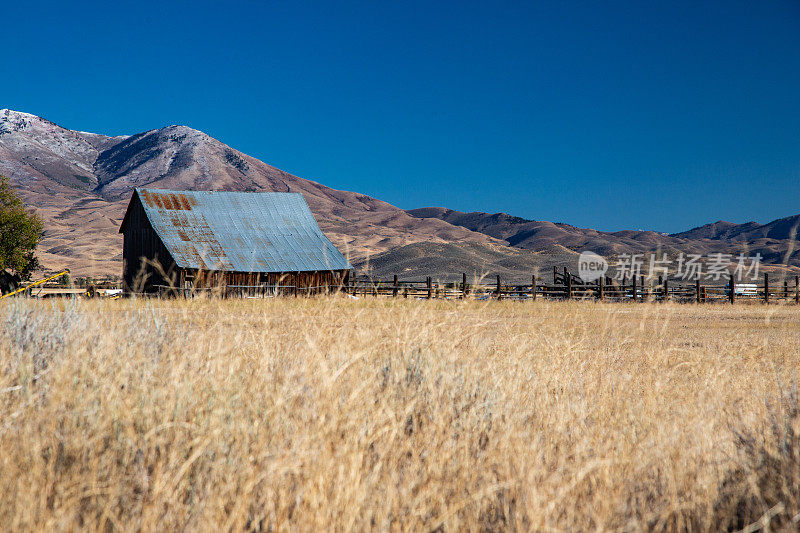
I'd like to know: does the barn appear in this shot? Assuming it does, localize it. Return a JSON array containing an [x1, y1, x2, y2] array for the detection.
[[119, 188, 352, 295]]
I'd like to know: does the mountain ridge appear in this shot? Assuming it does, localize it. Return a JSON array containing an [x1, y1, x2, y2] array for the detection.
[[2, 109, 799, 279], [0, 109, 500, 276], [406, 206, 800, 271]]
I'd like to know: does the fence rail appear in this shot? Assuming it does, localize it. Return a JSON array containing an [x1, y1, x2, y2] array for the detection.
[[340, 270, 800, 305], [131, 270, 800, 305]]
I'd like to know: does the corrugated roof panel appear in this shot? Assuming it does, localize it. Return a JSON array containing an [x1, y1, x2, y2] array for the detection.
[[135, 188, 352, 272]]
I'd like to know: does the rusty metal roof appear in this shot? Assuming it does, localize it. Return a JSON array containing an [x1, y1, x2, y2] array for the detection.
[[130, 188, 351, 272]]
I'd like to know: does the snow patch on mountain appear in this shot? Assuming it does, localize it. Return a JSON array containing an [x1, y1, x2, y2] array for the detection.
[[0, 109, 101, 174]]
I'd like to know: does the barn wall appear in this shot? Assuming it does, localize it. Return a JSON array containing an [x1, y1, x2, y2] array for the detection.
[[180, 269, 349, 296], [121, 194, 179, 293]]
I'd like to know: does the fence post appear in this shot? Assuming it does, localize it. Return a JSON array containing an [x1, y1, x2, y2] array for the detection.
[[427, 277, 432, 299], [632, 275, 637, 302], [641, 275, 646, 301], [696, 279, 701, 303], [553, 266, 558, 284], [598, 276, 604, 301], [393, 275, 399, 297], [663, 278, 669, 302], [765, 273, 770, 304], [462, 272, 467, 298], [531, 274, 537, 301], [496, 275, 502, 300], [729, 275, 735, 304], [784, 280, 789, 300]]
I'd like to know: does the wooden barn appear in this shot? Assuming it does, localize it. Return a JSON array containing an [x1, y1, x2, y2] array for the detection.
[[119, 188, 352, 295]]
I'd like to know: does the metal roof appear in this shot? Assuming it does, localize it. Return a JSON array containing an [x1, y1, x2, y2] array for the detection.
[[129, 188, 352, 273]]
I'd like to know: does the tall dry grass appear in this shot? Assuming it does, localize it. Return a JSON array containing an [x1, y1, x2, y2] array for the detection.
[[1, 296, 799, 531]]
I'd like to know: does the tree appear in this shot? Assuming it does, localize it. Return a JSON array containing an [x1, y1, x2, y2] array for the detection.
[[0, 175, 43, 280]]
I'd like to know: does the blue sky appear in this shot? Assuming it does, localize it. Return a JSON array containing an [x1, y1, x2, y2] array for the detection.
[[3, 1, 800, 232]]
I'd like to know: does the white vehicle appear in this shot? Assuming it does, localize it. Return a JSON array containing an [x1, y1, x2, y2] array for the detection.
[[734, 283, 758, 296]]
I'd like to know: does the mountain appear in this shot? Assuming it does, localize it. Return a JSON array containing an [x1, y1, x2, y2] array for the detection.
[[407, 207, 800, 272], [671, 220, 751, 240], [0, 109, 500, 277], [406, 207, 681, 256], [2, 109, 798, 282], [674, 216, 800, 242]]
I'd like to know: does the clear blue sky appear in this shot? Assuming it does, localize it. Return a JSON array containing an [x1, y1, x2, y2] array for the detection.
[[3, 1, 800, 232]]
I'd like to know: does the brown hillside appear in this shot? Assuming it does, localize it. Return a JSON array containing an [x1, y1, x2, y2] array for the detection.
[[0, 110, 498, 276]]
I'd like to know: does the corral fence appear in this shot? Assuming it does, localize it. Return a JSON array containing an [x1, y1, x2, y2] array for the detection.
[[342, 268, 800, 304], [131, 267, 800, 304]]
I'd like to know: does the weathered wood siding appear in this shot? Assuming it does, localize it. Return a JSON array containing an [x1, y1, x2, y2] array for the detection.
[[179, 269, 348, 294], [121, 194, 178, 293]]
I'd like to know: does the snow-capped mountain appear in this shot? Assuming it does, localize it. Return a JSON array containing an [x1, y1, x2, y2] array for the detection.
[[0, 110, 497, 276], [1, 109, 798, 279]]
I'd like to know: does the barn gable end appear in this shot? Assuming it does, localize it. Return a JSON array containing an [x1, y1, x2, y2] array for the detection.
[[120, 191, 179, 292]]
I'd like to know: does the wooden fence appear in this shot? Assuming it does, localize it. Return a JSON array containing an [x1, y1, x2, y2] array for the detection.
[[342, 269, 800, 304]]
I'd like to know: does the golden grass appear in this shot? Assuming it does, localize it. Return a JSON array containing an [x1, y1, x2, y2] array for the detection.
[[1, 297, 799, 531]]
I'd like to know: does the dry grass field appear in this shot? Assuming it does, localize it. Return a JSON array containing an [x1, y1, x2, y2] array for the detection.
[[2, 297, 800, 531]]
